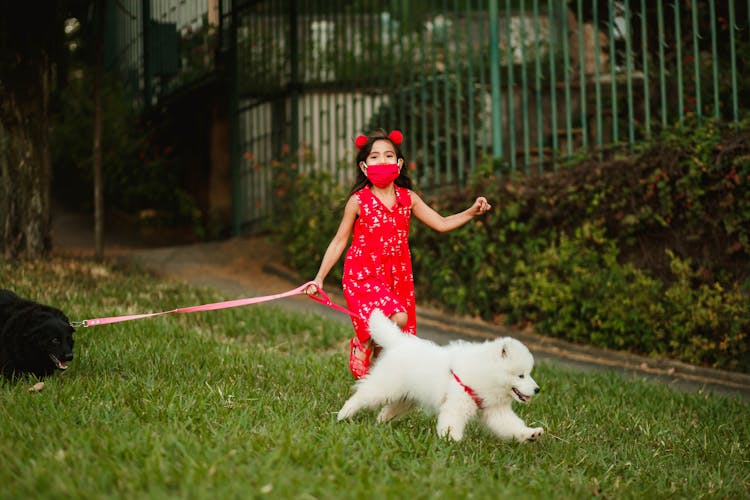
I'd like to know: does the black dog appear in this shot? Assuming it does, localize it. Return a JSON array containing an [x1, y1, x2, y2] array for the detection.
[[0, 289, 75, 379]]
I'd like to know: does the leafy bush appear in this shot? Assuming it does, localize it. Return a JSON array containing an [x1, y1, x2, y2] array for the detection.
[[656, 251, 750, 371], [269, 149, 348, 282], [507, 224, 664, 351], [505, 227, 750, 371], [409, 192, 550, 318]]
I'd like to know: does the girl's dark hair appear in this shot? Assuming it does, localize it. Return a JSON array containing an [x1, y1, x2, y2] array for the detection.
[[349, 129, 412, 195]]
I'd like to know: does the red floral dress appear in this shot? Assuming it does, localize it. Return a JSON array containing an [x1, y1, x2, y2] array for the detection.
[[343, 186, 417, 342]]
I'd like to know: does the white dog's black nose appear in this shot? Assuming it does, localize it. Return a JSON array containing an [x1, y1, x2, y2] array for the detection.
[[534, 387, 540, 394]]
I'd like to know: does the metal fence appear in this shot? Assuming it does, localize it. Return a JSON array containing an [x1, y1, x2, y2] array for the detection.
[[104, 0, 220, 108], [105, 0, 749, 234]]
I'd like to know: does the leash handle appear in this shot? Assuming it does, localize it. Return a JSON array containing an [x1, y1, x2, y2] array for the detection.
[[73, 281, 359, 327], [306, 285, 366, 321]]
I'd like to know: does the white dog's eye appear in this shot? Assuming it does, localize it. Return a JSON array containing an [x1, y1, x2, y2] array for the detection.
[[518, 374, 525, 379]]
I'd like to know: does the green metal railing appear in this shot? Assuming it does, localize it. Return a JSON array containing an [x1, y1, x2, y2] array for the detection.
[[227, 0, 748, 232], [103, 0, 749, 234]]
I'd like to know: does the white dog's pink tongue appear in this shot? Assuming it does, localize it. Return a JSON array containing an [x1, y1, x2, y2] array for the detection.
[[513, 388, 530, 402]]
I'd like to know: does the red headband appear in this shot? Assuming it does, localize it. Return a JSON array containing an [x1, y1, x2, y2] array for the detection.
[[354, 130, 404, 149]]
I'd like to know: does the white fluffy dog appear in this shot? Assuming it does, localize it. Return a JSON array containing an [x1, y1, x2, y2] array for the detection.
[[337, 310, 544, 442]]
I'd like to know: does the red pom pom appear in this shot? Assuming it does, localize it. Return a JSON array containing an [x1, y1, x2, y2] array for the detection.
[[354, 135, 368, 149], [389, 130, 403, 145]]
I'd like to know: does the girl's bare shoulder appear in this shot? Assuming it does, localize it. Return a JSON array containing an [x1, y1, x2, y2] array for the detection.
[[407, 189, 424, 206], [344, 193, 362, 214]]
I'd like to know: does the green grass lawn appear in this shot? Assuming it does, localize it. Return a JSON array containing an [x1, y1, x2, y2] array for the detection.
[[1, 258, 748, 499]]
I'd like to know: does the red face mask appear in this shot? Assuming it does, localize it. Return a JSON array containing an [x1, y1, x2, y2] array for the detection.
[[365, 163, 400, 188]]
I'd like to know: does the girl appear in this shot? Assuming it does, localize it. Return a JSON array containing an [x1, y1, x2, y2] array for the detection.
[[307, 129, 491, 378]]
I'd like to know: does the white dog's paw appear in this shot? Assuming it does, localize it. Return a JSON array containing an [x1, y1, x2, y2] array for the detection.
[[337, 400, 357, 421], [436, 423, 464, 442], [517, 427, 544, 442], [449, 430, 464, 441]]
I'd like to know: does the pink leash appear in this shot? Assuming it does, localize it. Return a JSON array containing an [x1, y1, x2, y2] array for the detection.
[[71, 281, 364, 328]]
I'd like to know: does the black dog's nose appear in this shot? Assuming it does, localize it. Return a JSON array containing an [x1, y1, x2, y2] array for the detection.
[[63, 352, 74, 361], [534, 387, 540, 394]]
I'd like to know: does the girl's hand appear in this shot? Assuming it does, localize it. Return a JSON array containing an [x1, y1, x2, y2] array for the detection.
[[471, 197, 491, 216], [306, 280, 323, 296]]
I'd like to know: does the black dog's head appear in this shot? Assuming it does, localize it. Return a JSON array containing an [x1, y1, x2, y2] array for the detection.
[[29, 316, 75, 373], [0, 289, 76, 379]]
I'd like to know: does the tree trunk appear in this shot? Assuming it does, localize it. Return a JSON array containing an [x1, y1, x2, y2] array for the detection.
[[93, 1, 105, 260], [0, 57, 53, 259], [0, 3, 61, 260]]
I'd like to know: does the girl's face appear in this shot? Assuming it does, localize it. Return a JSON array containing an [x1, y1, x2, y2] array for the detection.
[[362, 140, 401, 168]]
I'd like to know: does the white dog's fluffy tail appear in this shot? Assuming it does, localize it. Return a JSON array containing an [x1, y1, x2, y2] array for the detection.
[[367, 309, 411, 349]]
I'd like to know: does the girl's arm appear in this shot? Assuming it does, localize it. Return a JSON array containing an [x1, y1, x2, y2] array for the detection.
[[307, 195, 360, 294], [411, 191, 491, 233]]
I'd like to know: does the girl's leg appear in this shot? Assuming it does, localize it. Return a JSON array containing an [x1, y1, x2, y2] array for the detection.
[[366, 312, 408, 362], [346, 285, 409, 377], [367, 311, 407, 349]]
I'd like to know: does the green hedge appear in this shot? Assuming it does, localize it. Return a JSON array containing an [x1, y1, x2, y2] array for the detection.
[[273, 119, 750, 373]]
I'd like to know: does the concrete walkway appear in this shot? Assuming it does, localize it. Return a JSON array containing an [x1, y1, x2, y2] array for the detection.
[[52, 210, 750, 402]]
